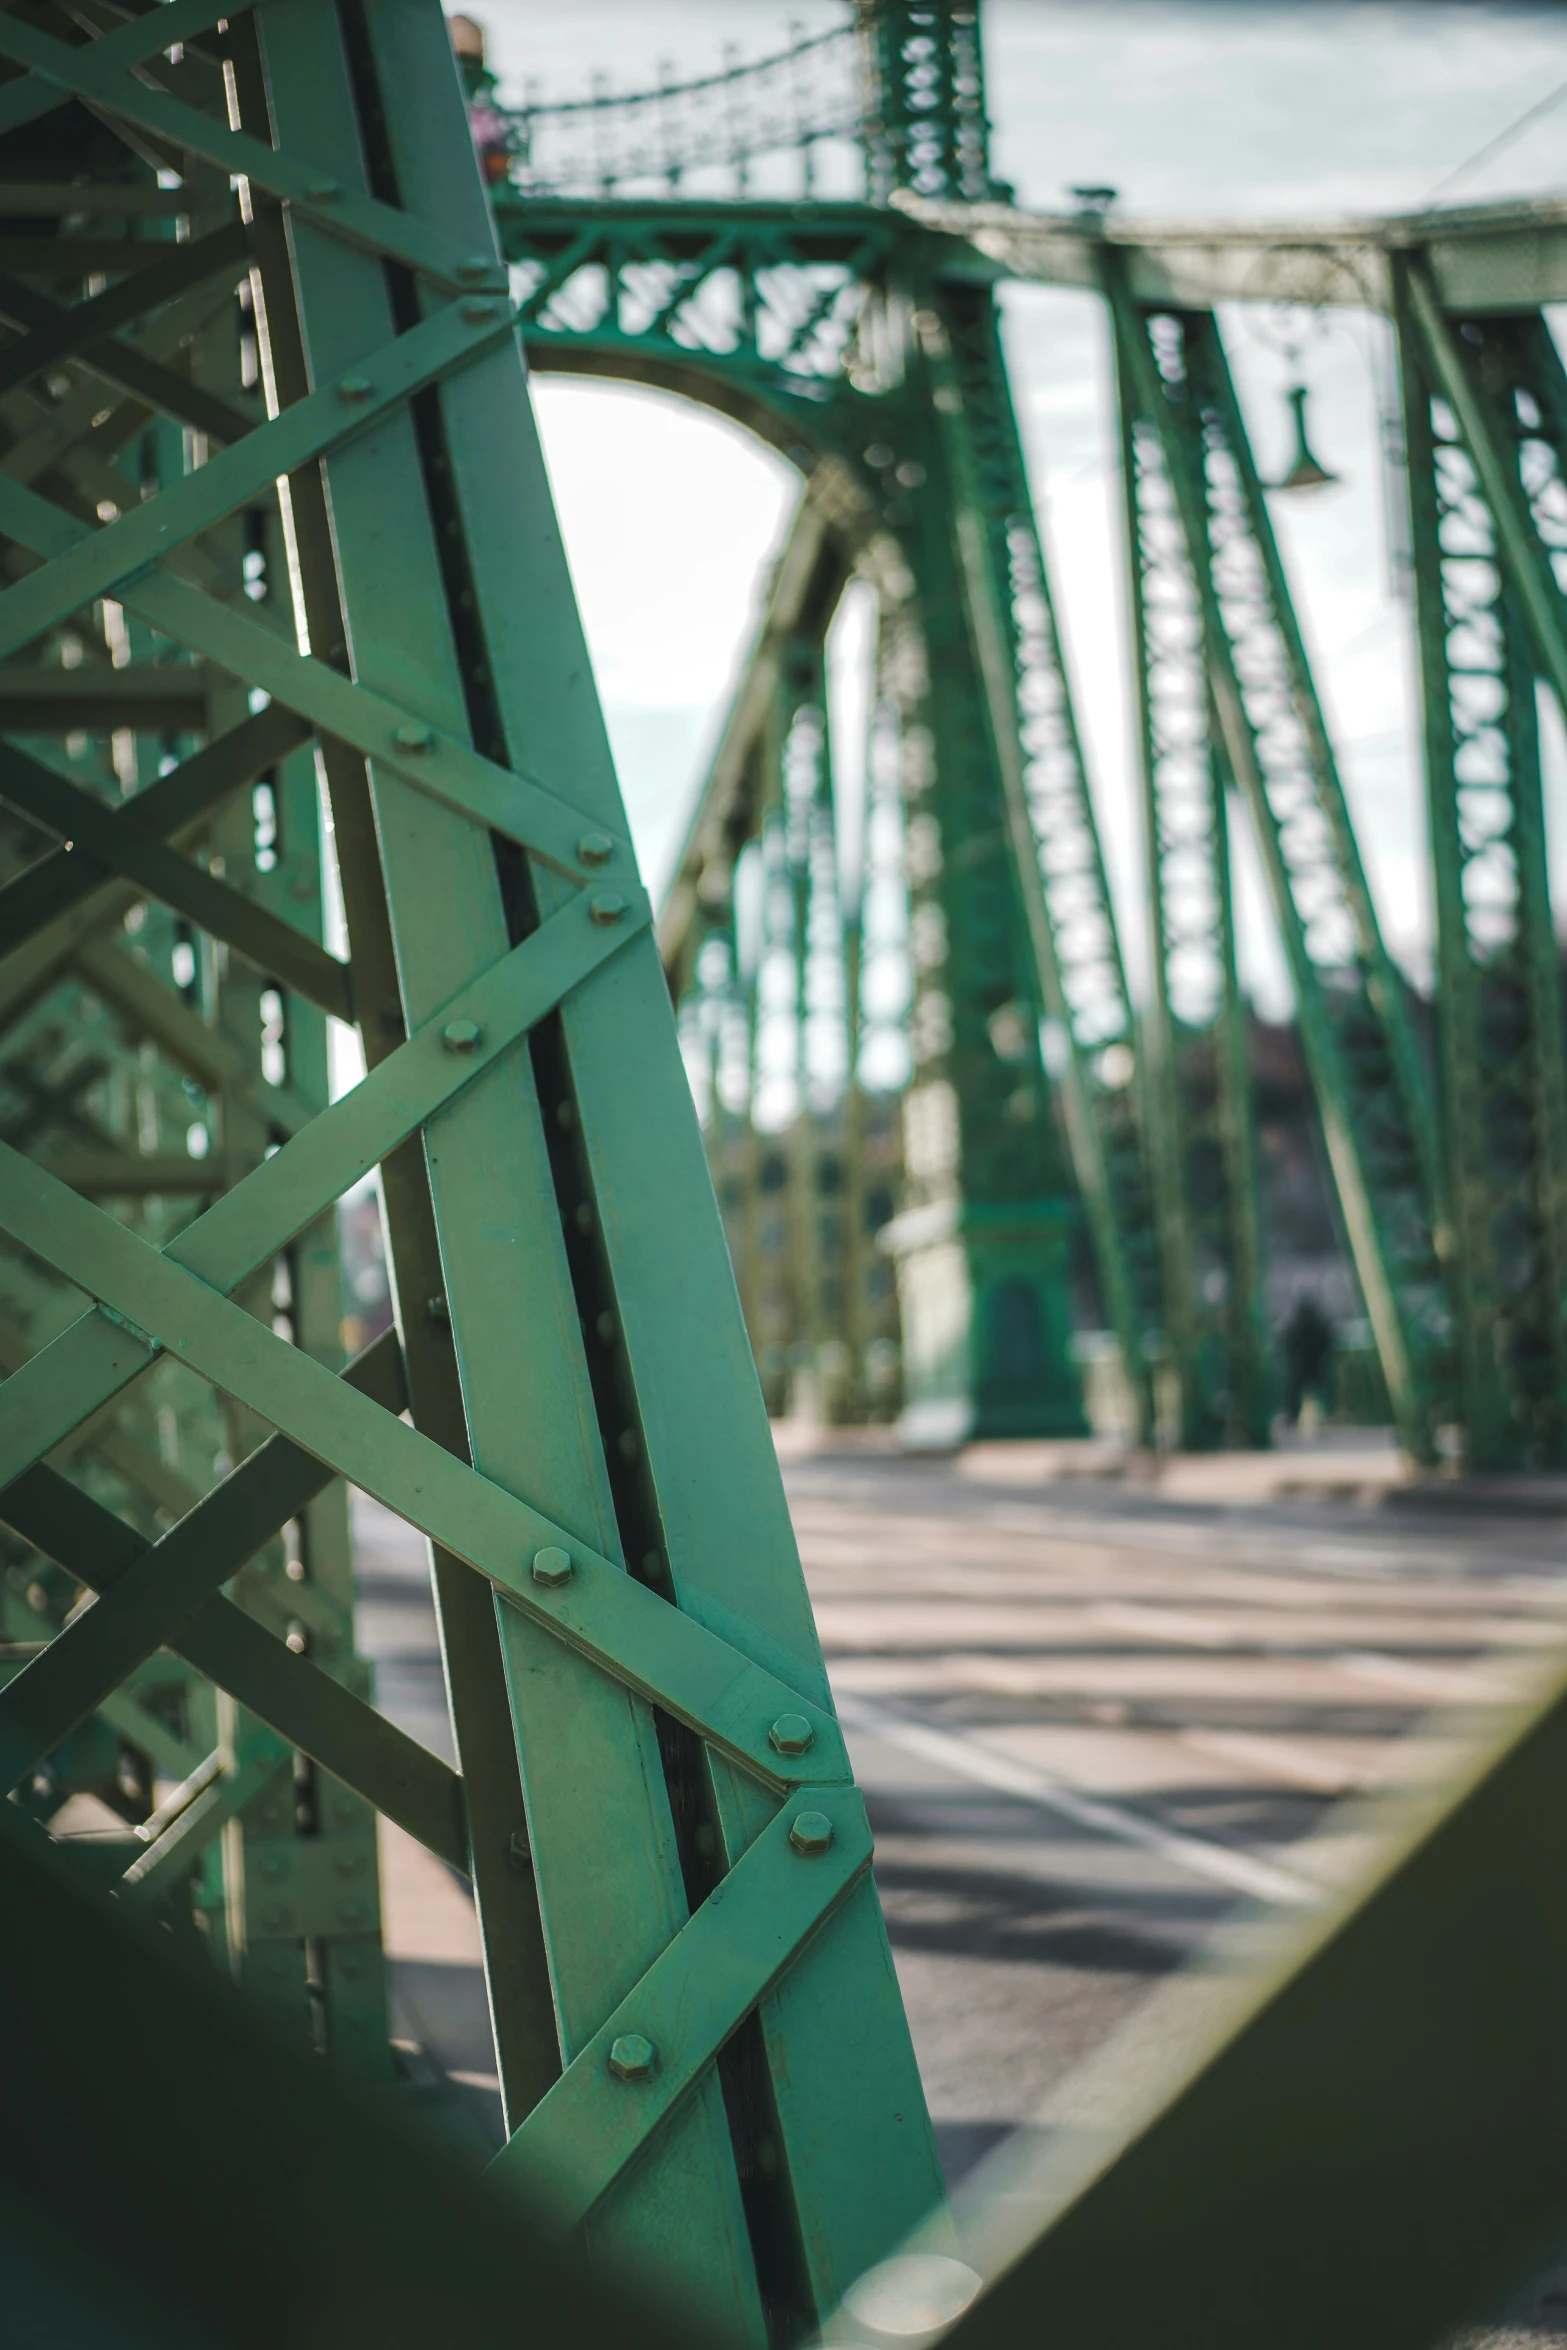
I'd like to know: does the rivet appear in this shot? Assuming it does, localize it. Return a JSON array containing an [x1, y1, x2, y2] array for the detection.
[[427, 1293, 451, 1326], [457, 257, 494, 282], [262, 1903, 292, 1931], [508, 1827, 531, 1865], [337, 1899, 364, 1928], [463, 298, 495, 323], [589, 891, 627, 927], [336, 374, 372, 402], [307, 180, 340, 202], [441, 1017, 481, 1054], [769, 1713, 814, 1758], [578, 830, 614, 866], [532, 1545, 573, 1588], [393, 720, 433, 751], [608, 2032, 655, 2082], [789, 1809, 834, 1856]]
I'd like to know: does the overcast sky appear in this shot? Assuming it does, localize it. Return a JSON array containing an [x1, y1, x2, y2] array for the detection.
[[467, 2, 1567, 1014]]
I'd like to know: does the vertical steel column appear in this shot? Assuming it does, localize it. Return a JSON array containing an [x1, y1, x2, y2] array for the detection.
[[1395, 271, 1567, 1468], [238, 0, 942, 2326], [0, 2, 943, 2332], [915, 286, 1156, 1442], [1106, 270, 1452, 1460], [1112, 320, 1268, 1449]]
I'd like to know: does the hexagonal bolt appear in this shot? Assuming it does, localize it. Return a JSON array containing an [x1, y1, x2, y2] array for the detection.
[[608, 2032, 656, 2082], [588, 891, 627, 927], [578, 830, 615, 867], [393, 720, 433, 752], [441, 1017, 482, 1055], [336, 373, 371, 402], [769, 1712, 815, 1757], [788, 1809, 834, 1857], [531, 1545, 573, 1588]]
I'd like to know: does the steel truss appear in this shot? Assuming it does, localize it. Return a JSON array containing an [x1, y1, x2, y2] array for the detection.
[[504, 95, 1149, 1441], [1107, 275, 1453, 1462], [0, 143, 389, 2044], [0, 1, 940, 2332], [1395, 274, 1567, 1469], [1113, 331, 1268, 1451]]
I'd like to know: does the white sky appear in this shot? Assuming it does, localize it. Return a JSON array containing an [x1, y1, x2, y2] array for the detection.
[[469, 2, 1567, 1014]]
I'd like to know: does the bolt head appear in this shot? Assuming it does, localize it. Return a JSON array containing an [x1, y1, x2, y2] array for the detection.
[[608, 2032, 655, 2081], [307, 180, 340, 202], [588, 891, 628, 927], [457, 256, 494, 282], [441, 1017, 481, 1054], [578, 830, 615, 867], [532, 1545, 573, 1588], [337, 374, 371, 402], [393, 720, 433, 751], [769, 1713, 814, 1758], [463, 298, 496, 323], [789, 1809, 834, 1857]]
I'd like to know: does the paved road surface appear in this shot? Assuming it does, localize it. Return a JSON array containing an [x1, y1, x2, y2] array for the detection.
[[354, 1442, 1567, 2316]]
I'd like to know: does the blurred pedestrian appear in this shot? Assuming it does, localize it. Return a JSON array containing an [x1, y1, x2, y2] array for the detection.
[[1282, 1295, 1334, 1427]]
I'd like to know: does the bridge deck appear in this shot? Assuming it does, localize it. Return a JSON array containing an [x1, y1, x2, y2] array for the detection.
[[358, 1439, 1567, 2207]]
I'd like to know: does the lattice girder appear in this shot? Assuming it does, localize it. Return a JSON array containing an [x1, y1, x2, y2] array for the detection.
[[1394, 275, 1567, 1469], [0, 2, 943, 2332], [1112, 316, 1267, 1451], [1106, 267, 1453, 1460]]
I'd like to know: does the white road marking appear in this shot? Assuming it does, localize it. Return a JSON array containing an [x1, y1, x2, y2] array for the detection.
[[1092, 1602, 1239, 1649], [836, 1691, 1321, 1909], [1332, 1650, 1515, 1703]]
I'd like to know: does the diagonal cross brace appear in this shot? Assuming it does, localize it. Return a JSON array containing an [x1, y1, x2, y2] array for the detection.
[[1399, 258, 1567, 725], [0, 1327, 404, 1774], [0, 473, 630, 885], [0, 0, 247, 138], [0, 888, 647, 1481], [0, 742, 354, 1023], [119, 1740, 293, 1904], [0, 213, 255, 411], [0, 6, 502, 295], [0, 1144, 851, 1797], [0, 294, 512, 667], [493, 1787, 874, 2227], [0, 1450, 470, 1875], [0, 275, 257, 453], [0, 703, 314, 957]]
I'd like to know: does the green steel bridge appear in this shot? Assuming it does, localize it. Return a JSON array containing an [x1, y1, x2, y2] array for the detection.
[[3, 3, 1567, 2345]]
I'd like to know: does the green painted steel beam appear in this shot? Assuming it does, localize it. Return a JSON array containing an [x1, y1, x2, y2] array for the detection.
[[0, 5, 946, 2327], [1104, 265, 1452, 1460], [1394, 268, 1567, 1468], [1112, 320, 1269, 1450]]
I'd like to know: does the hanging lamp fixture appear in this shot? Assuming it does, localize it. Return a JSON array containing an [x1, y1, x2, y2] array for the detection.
[[1275, 382, 1340, 492]]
